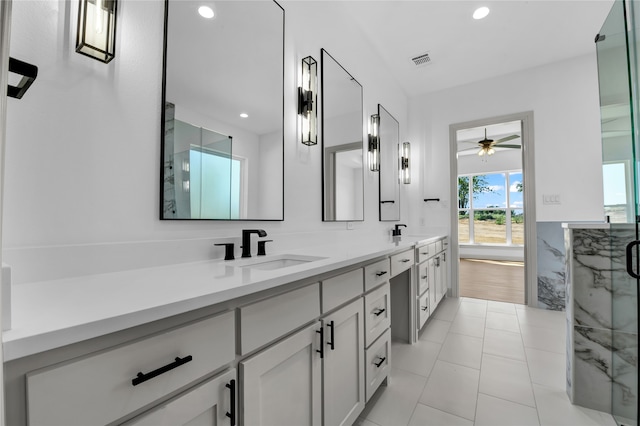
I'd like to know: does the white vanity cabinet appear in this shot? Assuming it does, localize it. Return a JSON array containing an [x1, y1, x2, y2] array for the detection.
[[321, 298, 365, 426], [26, 311, 236, 426], [240, 322, 323, 426], [126, 368, 237, 426], [415, 237, 449, 335]]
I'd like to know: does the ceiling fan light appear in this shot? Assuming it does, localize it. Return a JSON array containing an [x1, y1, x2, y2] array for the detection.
[[478, 149, 485, 156], [488, 148, 495, 155]]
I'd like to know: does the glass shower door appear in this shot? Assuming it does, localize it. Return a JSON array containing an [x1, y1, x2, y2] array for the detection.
[[597, 1, 639, 425]]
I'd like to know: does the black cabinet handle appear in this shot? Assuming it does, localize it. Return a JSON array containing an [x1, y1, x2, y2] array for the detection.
[[435, 257, 441, 267], [421, 275, 428, 279], [421, 252, 428, 255], [373, 308, 386, 317], [327, 321, 335, 350], [376, 271, 388, 277], [225, 379, 236, 426], [316, 327, 324, 358], [374, 357, 386, 367], [380, 200, 395, 204], [421, 306, 428, 311], [131, 355, 193, 386], [626, 241, 640, 279], [401, 259, 411, 263], [443, 253, 446, 262]]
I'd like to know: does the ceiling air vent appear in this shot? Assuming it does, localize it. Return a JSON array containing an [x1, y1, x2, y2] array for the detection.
[[410, 52, 433, 68]]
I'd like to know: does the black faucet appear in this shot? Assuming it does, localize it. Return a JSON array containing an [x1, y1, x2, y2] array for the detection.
[[392, 224, 407, 236], [241, 229, 267, 258]]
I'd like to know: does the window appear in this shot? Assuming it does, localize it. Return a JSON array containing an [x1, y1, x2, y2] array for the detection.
[[603, 161, 631, 223], [458, 171, 524, 245]]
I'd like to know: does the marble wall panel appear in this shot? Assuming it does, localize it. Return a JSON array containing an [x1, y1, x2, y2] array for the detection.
[[537, 221, 566, 311]]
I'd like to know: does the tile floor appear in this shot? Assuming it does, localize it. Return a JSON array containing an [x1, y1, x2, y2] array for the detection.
[[355, 297, 618, 426]]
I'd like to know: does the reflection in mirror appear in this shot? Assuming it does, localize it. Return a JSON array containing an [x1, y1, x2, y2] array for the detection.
[[321, 49, 364, 221], [378, 104, 400, 221], [161, 0, 284, 220]]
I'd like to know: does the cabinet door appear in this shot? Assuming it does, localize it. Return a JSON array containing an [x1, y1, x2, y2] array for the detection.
[[323, 299, 365, 426], [127, 369, 236, 426], [428, 257, 437, 313], [439, 251, 448, 302], [240, 323, 322, 426]]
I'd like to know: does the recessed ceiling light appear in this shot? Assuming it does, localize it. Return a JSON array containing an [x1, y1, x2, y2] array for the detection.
[[473, 6, 490, 20], [240, 113, 249, 118], [198, 6, 215, 19]]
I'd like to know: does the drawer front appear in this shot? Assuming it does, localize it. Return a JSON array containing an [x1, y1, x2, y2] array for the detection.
[[240, 283, 320, 355], [390, 249, 414, 277], [418, 262, 429, 295], [322, 268, 363, 313], [27, 311, 236, 426], [364, 258, 391, 292], [418, 291, 430, 329], [364, 283, 391, 347], [365, 329, 391, 402], [435, 239, 443, 253], [416, 244, 431, 264]]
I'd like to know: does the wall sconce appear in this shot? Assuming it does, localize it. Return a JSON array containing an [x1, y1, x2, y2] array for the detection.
[[298, 56, 317, 146], [400, 142, 411, 184], [76, 0, 118, 63], [368, 114, 380, 171]]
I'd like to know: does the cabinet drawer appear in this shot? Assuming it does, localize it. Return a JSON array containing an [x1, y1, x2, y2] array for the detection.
[[416, 244, 431, 264], [27, 311, 236, 426], [435, 240, 443, 253], [365, 329, 391, 402], [364, 258, 391, 292], [322, 269, 363, 313], [240, 283, 320, 355], [364, 283, 390, 347], [390, 249, 414, 277], [418, 291, 430, 329], [418, 262, 429, 295]]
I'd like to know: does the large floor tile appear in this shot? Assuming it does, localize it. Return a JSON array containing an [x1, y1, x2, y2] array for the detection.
[[482, 327, 526, 361], [525, 347, 566, 390], [434, 300, 460, 321], [392, 339, 441, 377], [457, 300, 487, 318], [419, 360, 480, 421], [419, 319, 451, 344], [517, 307, 565, 329], [474, 393, 539, 426], [487, 300, 518, 315], [520, 323, 565, 354], [533, 384, 617, 426], [449, 313, 485, 338], [408, 403, 473, 426], [485, 311, 520, 333], [461, 297, 487, 305], [438, 333, 483, 369], [353, 417, 382, 426], [479, 353, 536, 407], [360, 368, 428, 426]]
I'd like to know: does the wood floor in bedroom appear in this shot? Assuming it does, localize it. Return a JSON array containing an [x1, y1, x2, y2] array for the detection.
[[458, 258, 525, 305]]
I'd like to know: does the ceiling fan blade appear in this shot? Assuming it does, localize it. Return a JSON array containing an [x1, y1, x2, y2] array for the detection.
[[457, 140, 482, 145], [458, 146, 482, 152], [494, 134, 520, 144], [496, 144, 521, 149]]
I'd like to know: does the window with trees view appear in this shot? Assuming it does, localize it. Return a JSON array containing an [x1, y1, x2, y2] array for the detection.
[[458, 171, 524, 245]]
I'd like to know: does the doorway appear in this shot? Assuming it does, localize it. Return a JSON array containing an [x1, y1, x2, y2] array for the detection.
[[448, 112, 537, 306]]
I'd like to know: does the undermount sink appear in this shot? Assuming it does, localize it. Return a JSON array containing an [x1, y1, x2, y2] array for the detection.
[[236, 254, 325, 271]]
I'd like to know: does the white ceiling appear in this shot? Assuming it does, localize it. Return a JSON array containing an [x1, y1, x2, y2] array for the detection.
[[339, 0, 615, 97]]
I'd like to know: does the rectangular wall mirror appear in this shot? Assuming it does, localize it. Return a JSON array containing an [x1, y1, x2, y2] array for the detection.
[[378, 104, 400, 221], [161, 0, 284, 220], [321, 49, 364, 221]]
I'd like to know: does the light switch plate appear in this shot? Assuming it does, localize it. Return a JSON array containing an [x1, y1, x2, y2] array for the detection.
[[543, 194, 561, 205]]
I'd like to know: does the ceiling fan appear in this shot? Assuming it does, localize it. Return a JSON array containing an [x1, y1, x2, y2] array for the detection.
[[459, 129, 521, 157]]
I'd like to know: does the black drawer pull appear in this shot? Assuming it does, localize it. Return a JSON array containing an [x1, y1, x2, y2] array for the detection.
[[132, 355, 193, 386], [421, 306, 428, 311], [374, 357, 386, 368], [327, 320, 335, 351], [400, 259, 411, 263], [376, 271, 388, 277], [421, 275, 428, 279], [316, 327, 324, 358], [225, 379, 236, 426], [421, 252, 428, 255], [374, 308, 386, 317]]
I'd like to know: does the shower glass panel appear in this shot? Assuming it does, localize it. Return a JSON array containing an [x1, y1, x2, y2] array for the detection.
[[597, 1, 639, 424]]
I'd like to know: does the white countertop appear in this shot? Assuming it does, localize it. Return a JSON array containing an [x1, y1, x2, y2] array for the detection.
[[561, 222, 611, 229], [3, 234, 444, 361]]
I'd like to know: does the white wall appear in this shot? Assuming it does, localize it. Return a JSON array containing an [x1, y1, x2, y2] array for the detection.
[[407, 53, 605, 237], [3, 1, 409, 283]]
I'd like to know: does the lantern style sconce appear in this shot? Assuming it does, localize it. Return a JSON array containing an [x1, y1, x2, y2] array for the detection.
[[368, 114, 380, 171], [400, 142, 411, 184], [76, 0, 118, 63], [298, 56, 317, 146]]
